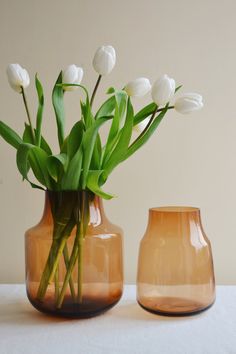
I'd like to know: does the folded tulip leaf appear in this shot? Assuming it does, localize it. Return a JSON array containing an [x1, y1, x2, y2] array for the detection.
[[52, 72, 65, 149], [46, 153, 68, 183], [0, 121, 22, 149], [87, 170, 114, 200], [17, 143, 52, 189]]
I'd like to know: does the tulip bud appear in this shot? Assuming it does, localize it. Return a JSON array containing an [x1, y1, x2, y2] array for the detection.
[[93, 45, 116, 76], [62, 64, 84, 91], [7, 64, 30, 93], [125, 78, 151, 97], [175, 93, 203, 114], [151, 74, 175, 106]]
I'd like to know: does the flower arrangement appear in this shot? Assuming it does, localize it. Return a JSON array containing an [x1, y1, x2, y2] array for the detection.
[[0, 45, 203, 309]]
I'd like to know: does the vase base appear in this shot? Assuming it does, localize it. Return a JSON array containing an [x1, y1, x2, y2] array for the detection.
[[28, 293, 122, 319], [138, 297, 215, 317]]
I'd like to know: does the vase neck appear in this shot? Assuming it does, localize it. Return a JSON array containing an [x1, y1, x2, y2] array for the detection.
[[41, 191, 107, 226], [146, 206, 202, 239]]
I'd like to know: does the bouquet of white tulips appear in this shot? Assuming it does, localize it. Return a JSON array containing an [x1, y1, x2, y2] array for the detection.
[[0, 45, 203, 308]]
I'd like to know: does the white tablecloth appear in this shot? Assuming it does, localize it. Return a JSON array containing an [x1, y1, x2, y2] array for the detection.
[[0, 285, 235, 354]]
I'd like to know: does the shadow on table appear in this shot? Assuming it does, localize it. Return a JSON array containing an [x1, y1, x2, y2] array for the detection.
[[0, 300, 79, 326], [111, 302, 207, 323]]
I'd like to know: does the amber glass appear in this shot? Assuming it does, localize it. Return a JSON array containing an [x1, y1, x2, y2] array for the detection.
[[137, 207, 215, 316], [25, 191, 123, 318]]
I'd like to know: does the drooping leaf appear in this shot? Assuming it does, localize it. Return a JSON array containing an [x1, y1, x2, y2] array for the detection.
[[0, 121, 22, 149], [87, 170, 114, 200], [47, 153, 68, 183], [67, 120, 84, 160], [16, 143, 52, 189], [35, 74, 44, 146], [133, 102, 157, 126], [52, 72, 65, 149]]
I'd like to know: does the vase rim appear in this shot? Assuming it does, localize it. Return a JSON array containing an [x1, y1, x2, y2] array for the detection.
[[149, 206, 200, 213]]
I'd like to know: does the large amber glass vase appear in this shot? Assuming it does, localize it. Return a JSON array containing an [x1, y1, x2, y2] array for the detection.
[[137, 207, 215, 316], [25, 191, 123, 318]]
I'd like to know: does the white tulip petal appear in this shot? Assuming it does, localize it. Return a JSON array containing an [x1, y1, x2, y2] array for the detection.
[[93, 45, 116, 76], [62, 64, 84, 91], [125, 77, 151, 97], [7, 64, 30, 93], [175, 93, 204, 114], [152, 74, 175, 106]]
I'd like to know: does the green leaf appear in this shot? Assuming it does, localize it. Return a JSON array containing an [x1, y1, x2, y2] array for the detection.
[[61, 146, 83, 190], [47, 153, 68, 183], [67, 120, 84, 160], [17, 143, 52, 189], [0, 121, 22, 149], [80, 97, 94, 128], [95, 95, 115, 119], [133, 102, 157, 126], [82, 116, 112, 189], [102, 98, 134, 179], [90, 134, 102, 169], [23, 124, 52, 155], [102, 91, 127, 164], [52, 72, 65, 149], [35, 74, 44, 146], [106, 87, 115, 94], [87, 170, 114, 200], [125, 105, 169, 160]]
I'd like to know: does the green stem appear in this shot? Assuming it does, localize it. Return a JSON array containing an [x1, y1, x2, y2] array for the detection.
[[21, 87, 36, 144], [37, 238, 65, 300], [90, 75, 102, 107], [56, 191, 90, 308], [63, 244, 76, 300], [56, 225, 80, 308], [54, 265, 59, 302]]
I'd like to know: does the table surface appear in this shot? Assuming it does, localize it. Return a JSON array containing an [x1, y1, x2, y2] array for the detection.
[[0, 285, 235, 354]]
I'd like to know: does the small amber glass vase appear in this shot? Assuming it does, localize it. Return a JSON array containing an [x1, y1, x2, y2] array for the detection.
[[137, 207, 215, 316], [25, 191, 123, 318]]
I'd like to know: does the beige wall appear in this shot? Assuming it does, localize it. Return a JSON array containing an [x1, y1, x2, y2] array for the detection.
[[0, 0, 235, 284]]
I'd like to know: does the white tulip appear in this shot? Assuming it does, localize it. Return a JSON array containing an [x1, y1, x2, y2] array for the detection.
[[62, 64, 84, 91], [175, 93, 203, 114], [125, 78, 151, 97], [7, 64, 30, 93], [93, 45, 116, 76], [151, 74, 175, 106]]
